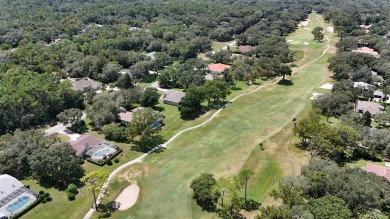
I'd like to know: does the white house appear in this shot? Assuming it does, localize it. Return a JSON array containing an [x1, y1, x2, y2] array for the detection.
[[0, 175, 39, 218]]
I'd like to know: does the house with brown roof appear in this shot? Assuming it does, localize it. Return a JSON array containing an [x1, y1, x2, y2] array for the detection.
[[208, 63, 232, 74], [362, 163, 390, 181], [163, 91, 185, 106], [355, 100, 384, 116], [70, 78, 101, 92], [238, 45, 256, 52], [69, 135, 103, 157], [351, 47, 380, 58], [118, 107, 145, 124]]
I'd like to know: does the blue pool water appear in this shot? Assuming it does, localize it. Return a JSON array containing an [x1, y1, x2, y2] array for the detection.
[[6, 196, 30, 213], [93, 148, 115, 159]]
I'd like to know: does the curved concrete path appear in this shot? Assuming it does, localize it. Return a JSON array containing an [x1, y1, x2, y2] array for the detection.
[[83, 36, 331, 219]]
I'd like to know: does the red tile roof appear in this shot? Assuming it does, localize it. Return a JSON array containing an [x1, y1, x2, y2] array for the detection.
[[351, 47, 379, 57], [361, 163, 390, 181], [208, 63, 232, 73], [238, 45, 256, 52]]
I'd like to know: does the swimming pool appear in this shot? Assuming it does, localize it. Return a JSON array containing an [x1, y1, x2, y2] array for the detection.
[[6, 196, 30, 213], [92, 147, 116, 160]]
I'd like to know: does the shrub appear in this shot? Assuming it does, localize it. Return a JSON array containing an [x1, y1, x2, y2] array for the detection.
[[374, 154, 383, 162], [107, 159, 113, 166], [66, 190, 75, 201], [114, 158, 119, 163], [44, 193, 50, 197], [39, 191, 44, 195], [67, 183, 78, 194], [46, 197, 52, 202]]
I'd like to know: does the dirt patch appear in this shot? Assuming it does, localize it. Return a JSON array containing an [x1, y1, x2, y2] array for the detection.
[[118, 165, 148, 182]]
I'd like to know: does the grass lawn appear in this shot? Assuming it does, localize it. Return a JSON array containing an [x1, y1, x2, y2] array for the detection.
[[94, 12, 339, 219], [291, 49, 304, 63], [212, 41, 228, 51], [347, 159, 387, 168], [57, 133, 70, 142], [21, 178, 94, 219]]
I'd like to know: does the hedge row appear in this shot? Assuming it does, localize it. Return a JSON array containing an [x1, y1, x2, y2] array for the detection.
[[86, 148, 122, 166]]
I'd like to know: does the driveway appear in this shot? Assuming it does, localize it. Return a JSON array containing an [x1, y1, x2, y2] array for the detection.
[[44, 112, 86, 141]]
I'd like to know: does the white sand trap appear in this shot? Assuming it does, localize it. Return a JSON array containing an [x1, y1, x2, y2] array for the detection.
[[310, 93, 324, 100], [386, 163, 390, 168], [115, 184, 140, 210], [300, 19, 311, 27], [303, 42, 309, 45], [326, 26, 334, 33], [319, 83, 333, 90], [304, 28, 310, 30], [287, 40, 293, 43]]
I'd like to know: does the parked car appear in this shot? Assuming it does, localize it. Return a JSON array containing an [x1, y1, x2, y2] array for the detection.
[[49, 121, 57, 127]]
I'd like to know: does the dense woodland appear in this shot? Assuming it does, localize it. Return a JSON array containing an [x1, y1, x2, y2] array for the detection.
[[0, 0, 315, 134], [1, 0, 390, 218]]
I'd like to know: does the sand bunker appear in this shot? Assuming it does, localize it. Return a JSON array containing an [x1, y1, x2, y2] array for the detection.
[[310, 93, 324, 100], [303, 42, 309, 45], [326, 26, 334, 33], [115, 184, 140, 210], [304, 28, 310, 30], [300, 19, 311, 27], [287, 40, 293, 43], [319, 83, 333, 90]]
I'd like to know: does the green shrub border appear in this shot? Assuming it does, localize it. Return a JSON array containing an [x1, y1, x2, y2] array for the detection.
[[86, 148, 122, 166], [11, 197, 41, 219]]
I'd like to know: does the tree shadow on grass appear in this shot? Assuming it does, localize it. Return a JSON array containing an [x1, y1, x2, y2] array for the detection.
[[130, 135, 166, 153], [153, 105, 165, 112], [231, 86, 242, 91], [97, 201, 118, 218], [277, 79, 294, 86], [180, 108, 208, 121]]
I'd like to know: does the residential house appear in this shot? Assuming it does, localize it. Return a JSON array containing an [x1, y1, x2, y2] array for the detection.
[[69, 135, 103, 157], [208, 63, 232, 74], [362, 163, 390, 181], [238, 45, 256, 53], [163, 91, 185, 106], [372, 71, 384, 86], [70, 78, 101, 92], [373, 90, 385, 102], [129, 27, 141, 32], [146, 52, 156, 60], [118, 107, 145, 124], [0, 174, 39, 218], [354, 82, 372, 90], [119, 69, 132, 76], [351, 47, 380, 58], [355, 100, 384, 116]]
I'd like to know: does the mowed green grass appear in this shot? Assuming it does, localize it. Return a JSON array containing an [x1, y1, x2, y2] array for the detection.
[[98, 12, 338, 219]]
